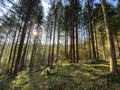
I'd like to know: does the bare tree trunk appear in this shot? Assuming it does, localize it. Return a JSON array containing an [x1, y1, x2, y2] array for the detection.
[[37, 30, 42, 62], [12, 0, 38, 76], [100, 31, 106, 60], [70, 35, 72, 62], [8, 29, 17, 65], [88, 0, 96, 60], [56, 25, 60, 63], [29, 37, 37, 72], [13, 20, 28, 76], [51, 13, 57, 67], [65, 31, 68, 59], [70, 0, 75, 63], [115, 31, 120, 58], [25, 37, 31, 65], [93, 21, 99, 60], [116, 0, 120, 58], [8, 26, 22, 75], [43, 30, 48, 63], [88, 27, 92, 59], [76, 25, 79, 63], [48, 20, 53, 66], [0, 32, 9, 65], [20, 24, 32, 69], [101, 0, 117, 74]]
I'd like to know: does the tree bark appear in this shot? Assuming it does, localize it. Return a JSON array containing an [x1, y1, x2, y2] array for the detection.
[[20, 24, 31, 69], [115, 31, 120, 58], [65, 31, 68, 59], [51, 11, 57, 67], [8, 29, 17, 64], [93, 21, 99, 60], [88, 28, 92, 59], [8, 25, 22, 75], [12, 0, 37, 76], [0, 32, 9, 64], [48, 20, 53, 66], [100, 31, 106, 60], [13, 20, 28, 76], [101, 0, 117, 74], [70, 0, 75, 63], [56, 26, 60, 62], [29, 37, 37, 72], [76, 25, 79, 63], [43, 30, 48, 62], [88, 0, 96, 60]]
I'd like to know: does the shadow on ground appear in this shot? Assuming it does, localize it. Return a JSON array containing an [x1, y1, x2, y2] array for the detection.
[[0, 60, 120, 90]]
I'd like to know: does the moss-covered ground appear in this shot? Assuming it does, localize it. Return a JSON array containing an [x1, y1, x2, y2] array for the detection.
[[0, 60, 120, 90]]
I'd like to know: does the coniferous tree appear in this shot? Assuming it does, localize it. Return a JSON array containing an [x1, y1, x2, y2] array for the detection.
[[101, 0, 118, 74]]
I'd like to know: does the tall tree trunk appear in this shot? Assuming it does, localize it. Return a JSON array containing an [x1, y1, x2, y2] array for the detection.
[[74, 0, 81, 62], [115, 32, 120, 58], [100, 31, 106, 60], [101, 0, 117, 74], [8, 29, 17, 65], [56, 26, 60, 62], [88, 0, 96, 60], [0, 32, 9, 65], [51, 12, 57, 67], [12, 0, 37, 76], [25, 37, 31, 65], [88, 25, 92, 59], [29, 37, 37, 72], [48, 20, 53, 66], [8, 26, 22, 75], [43, 30, 49, 63], [65, 31, 68, 59], [93, 21, 99, 60], [20, 24, 32, 69], [37, 31, 42, 63], [13, 20, 28, 76], [70, 0, 75, 63], [76, 25, 79, 63], [116, 0, 120, 58], [70, 35, 72, 62]]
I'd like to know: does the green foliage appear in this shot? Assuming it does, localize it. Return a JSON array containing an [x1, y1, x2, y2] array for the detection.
[[0, 60, 120, 90]]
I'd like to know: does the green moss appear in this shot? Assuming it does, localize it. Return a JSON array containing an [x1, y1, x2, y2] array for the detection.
[[0, 60, 120, 90]]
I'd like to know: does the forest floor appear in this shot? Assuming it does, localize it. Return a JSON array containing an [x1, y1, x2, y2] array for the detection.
[[0, 60, 120, 90]]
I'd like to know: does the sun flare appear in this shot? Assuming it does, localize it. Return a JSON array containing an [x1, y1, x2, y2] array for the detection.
[[32, 30, 38, 36]]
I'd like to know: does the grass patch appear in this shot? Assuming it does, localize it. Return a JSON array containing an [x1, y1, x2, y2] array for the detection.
[[0, 60, 120, 90]]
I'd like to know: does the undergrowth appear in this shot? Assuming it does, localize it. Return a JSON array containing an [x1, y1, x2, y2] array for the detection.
[[0, 60, 120, 90]]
